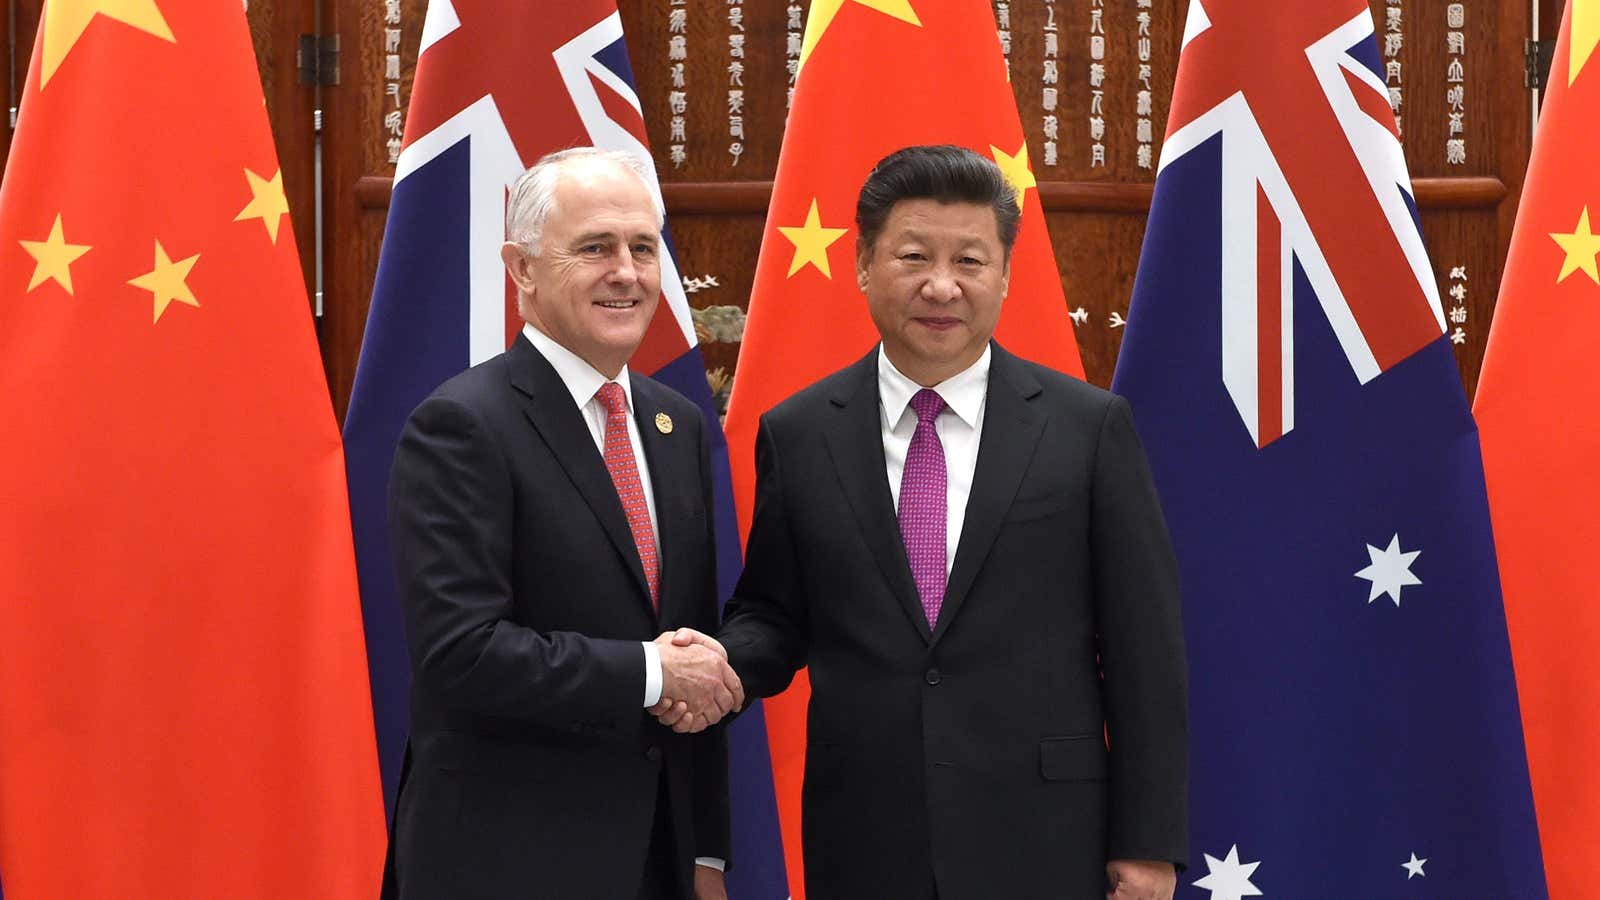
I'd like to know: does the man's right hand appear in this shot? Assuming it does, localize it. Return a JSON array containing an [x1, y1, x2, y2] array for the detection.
[[653, 630, 743, 734]]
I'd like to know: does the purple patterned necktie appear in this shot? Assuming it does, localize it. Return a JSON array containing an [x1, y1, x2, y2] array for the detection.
[[899, 388, 948, 627]]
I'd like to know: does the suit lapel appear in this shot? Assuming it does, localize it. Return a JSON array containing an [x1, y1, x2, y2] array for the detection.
[[507, 338, 653, 613], [934, 345, 1044, 645], [823, 351, 933, 644]]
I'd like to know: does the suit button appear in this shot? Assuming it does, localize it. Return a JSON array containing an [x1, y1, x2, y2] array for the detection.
[[925, 668, 942, 686], [645, 746, 662, 762]]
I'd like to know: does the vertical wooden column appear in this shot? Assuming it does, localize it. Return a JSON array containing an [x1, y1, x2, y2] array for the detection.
[[247, 0, 321, 309], [1, 1, 41, 172], [317, 0, 423, 420]]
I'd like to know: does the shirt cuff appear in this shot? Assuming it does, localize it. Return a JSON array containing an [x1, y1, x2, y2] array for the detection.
[[642, 640, 663, 707], [694, 857, 726, 872]]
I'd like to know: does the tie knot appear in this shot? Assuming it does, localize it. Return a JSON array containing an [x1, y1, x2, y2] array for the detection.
[[910, 388, 945, 424], [597, 381, 627, 417]]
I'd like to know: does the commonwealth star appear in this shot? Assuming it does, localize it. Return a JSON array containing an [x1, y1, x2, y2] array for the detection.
[[1193, 845, 1263, 900], [1355, 533, 1422, 607]]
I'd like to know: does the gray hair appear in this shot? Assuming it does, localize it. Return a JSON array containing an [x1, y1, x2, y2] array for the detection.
[[505, 147, 665, 255]]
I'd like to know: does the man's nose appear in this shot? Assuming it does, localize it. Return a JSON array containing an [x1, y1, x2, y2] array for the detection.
[[607, 248, 639, 284], [922, 265, 961, 303]]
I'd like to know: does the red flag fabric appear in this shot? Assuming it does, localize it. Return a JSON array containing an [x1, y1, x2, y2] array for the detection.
[[1474, 1, 1600, 894], [0, 1, 385, 895], [723, 4, 1084, 895]]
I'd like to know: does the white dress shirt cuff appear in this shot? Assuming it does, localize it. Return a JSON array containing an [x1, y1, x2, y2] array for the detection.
[[642, 640, 663, 707], [695, 857, 726, 871]]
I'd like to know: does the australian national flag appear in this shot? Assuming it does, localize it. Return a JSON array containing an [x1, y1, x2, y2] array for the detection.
[[341, 2, 786, 893], [1112, 3, 1547, 896]]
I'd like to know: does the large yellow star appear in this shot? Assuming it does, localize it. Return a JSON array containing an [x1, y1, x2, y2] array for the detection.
[[128, 240, 200, 322], [40, 0, 174, 89], [19, 214, 92, 294], [1573, 0, 1599, 86], [777, 199, 849, 279], [799, 0, 921, 72], [1551, 206, 1600, 285], [990, 142, 1038, 213], [234, 168, 290, 244]]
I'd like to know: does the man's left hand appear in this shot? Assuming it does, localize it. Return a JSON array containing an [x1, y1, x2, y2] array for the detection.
[[693, 864, 728, 900], [1106, 859, 1175, 900]]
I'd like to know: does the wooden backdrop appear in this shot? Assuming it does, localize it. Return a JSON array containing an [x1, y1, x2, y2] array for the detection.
[[2, 1, 1561, 420]]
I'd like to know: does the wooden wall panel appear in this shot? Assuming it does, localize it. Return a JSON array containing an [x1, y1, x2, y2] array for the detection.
[[624, 0, 790, 179]]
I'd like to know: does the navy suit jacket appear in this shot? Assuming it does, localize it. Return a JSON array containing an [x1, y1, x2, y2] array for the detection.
[[383, 335, 729, 900], [720, 344, 1186, 899]]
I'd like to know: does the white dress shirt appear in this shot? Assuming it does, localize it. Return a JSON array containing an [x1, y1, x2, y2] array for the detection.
[[879, 344, 991, 575]]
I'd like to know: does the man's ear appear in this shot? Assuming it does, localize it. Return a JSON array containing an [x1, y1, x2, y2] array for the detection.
[[501, 242, 537, 294], [856, 252, 870, 293]]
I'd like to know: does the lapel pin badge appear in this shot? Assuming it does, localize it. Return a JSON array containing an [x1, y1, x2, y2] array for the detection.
[[654, 412, 673, 435]]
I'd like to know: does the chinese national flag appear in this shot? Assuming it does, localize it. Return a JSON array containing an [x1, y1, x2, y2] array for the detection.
[[1474, 0, 1600, 894], [0, 1, 385, 896], [723, 3, 1083, 896]]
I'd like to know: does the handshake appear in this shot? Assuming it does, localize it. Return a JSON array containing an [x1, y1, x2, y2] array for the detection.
[[651, 628, 743, 734]]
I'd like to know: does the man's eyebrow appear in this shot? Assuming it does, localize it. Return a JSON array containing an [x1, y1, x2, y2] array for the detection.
[[896, 229, 987, 250], [567, 230, 658, 247]]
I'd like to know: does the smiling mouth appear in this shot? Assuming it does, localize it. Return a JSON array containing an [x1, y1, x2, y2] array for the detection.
[[595, 298, 640, 310]]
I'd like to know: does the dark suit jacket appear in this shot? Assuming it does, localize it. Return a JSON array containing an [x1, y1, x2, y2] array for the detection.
[[720, 344, 1186, 900], [382, 335, 729, 900]]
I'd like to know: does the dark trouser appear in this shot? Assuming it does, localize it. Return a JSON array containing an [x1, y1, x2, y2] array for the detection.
[[636, 774, 681, 900]]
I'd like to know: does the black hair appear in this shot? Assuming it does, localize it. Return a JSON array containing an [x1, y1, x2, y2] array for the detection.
[[854, 144, 1022, 262]]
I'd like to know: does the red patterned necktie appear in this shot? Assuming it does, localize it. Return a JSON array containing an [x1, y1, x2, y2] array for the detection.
[[596, 382, 658, 610]]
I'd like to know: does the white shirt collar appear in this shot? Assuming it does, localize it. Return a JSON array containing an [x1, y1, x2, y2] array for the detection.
[[877, 344, 991, 429], [522, 323, 635, 413]]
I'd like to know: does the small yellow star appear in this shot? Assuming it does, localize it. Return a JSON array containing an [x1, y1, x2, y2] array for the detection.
[[234, 168, 290, 244], [989, 142, 1038, 213], [40, 0, 174, 89], [19, 214, 92, 294], [777, 199, 849, 279], [127, 240, 200, 322], [1551, 206, 1600, 285], [799, 0, 921, 72], [1572, 0, 1598, 86]]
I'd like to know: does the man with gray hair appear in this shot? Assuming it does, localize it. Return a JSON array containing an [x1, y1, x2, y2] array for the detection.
[[383, 147, 738, 900]]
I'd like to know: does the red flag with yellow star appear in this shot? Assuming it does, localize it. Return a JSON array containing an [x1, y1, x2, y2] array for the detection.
[[1475, 0, 1600, 893], [0, 1, 385, 895], [723, 2, 1083, 895]]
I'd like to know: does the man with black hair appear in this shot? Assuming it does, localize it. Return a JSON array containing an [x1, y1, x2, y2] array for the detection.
[[684, 145, 1188, 899]]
